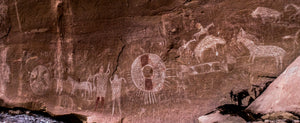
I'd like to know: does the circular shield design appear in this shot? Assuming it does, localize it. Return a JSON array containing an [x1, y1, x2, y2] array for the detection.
[[131, 53, 166, 92], [30, 65, 50, 95]]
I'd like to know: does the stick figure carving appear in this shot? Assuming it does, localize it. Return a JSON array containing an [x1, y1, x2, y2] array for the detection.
[[110, 74, 126, 116], [193, 23, 214, 41]]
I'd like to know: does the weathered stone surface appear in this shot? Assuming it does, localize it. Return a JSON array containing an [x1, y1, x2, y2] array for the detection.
[[0, 0, 299, 122], [198, 111, 246, 123], [247, 56, 300, 114]]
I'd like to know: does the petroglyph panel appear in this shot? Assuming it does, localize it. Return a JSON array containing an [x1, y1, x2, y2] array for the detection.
[[30, 65, 50, 95], [131, 53, 166, 92]]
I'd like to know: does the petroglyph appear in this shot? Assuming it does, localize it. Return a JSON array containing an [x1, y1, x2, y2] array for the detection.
[[194, 35, 226, 63], [237, 28, 286, 69], [251, 7, 281, 24], [0, 47, 10, 97], [110, 74, 126, 115], [193, 23, 214, 40], [69, 76, 93, 99], [131, 53, 166, 92], [180, 61, 228, 76], [91, 63, 110, 110], [178, 39, 196, 56], [30, 65, 50, 95], [284, 4, 300, 19], [282, 29, 300, 47], [57, 94, 74, 110]]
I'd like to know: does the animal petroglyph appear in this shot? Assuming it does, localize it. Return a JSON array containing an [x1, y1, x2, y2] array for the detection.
[[110, 74, 126, 115], [0, 47, 10, 97], [282, 29, 300, 48], [193, 23, 214, 40], [131, 53, 166, 92], [237, 28, 286, 69], [69, 76, 93, 99], [284, 4, 300, 19], [251, 7, 281, 24], [178, 39, 196, 56], [194, 35, 226, 63], [180, 61, 228, 76], [30, 65, 50, 95]]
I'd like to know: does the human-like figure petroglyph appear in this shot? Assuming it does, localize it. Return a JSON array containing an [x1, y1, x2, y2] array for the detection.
[[284, 4, 300, 19], [0, 47, 10, 97], [251, 7, 281, 24], [194, 35, 226, 63], [110, 74, 126, 115], [30, 65, 50, 95], [237, 28, 286, 69], [193, 23, 214, 41], [282, 29, 300, 48], [69, 76, 93, 98], [92, 63, 110, 110], [178, 39, 196, 56]]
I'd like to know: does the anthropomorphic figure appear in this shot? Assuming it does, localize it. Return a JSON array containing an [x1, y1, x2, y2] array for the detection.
[[110, 74, 126, 115], [93, 64, 110, 111]]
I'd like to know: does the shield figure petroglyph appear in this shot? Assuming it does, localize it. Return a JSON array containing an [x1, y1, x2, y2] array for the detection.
[[30, 65, 50, 95], [131, 53, 166, 92]]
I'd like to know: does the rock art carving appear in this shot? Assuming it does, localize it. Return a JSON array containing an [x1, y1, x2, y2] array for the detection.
[[0, 47, 10, 97], [237, 28, 286, 69], [57, 94, 74, 110], [194, 35, 226, 63], [110, 74, 126, 115], [180, 61, 228, 76], [282, 29, 300, 49], [193, 23, 214, 41], [69, 76, 92, 99], [92, 64, 110, 111], [131, 53, 166, 104], [30, 65, 50, 95], [251, 7, 281, 24], [178, 39, 196, 56], [284, 4, 300, 19]]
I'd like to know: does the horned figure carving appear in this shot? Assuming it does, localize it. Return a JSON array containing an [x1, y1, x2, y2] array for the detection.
[[251, 7, 281, 24], [194, 35, 226, 63], [237, 28, 286, 69], [284, 4, 300, 19]]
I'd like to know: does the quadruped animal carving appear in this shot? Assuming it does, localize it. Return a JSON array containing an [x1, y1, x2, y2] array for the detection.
[[194, 35, 226, 63], [284, 4, 300, 19], [237, 28, 286, 69], [251, 7, 281, 24]]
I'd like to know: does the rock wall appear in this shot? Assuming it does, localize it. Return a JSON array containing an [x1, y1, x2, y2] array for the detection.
[[0, 0, 300, 122]]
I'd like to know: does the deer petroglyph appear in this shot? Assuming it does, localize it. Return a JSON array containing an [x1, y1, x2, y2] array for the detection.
[[237, 28, 286, 69], [193, 23, 214, 40]]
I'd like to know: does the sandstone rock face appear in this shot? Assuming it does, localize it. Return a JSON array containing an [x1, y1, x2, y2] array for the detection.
[[0, 0, 299, 122], [247, 56, 300, 114]]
